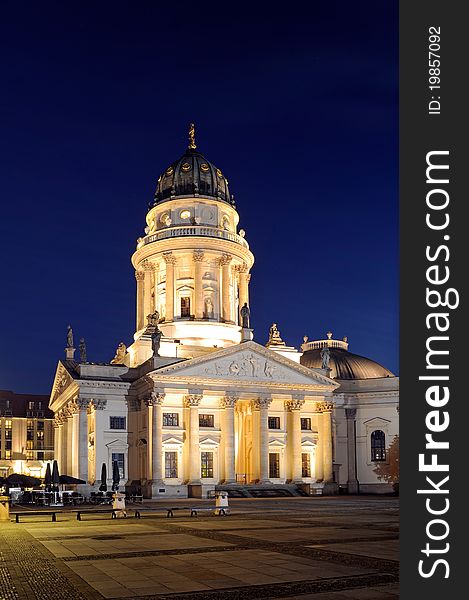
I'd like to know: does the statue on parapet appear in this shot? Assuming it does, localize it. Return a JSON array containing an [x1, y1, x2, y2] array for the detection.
[[151, 328, 162, 357], [146, 310, 160, 328], [266, 323, 286, 347], [110, 342, 127, 365], [320, 346, 331, 370], [66, 325, 74, 348], [79, 338, 87, 363], [240, 303, 250, 328]]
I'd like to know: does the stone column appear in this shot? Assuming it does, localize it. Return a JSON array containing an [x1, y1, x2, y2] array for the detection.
[[135, 270, 145, 330], [220, 396, 237, 483], [219, 254, 232, 322], [315, 406, 324, 481], [143, 262, 154, 321], [193, 250, 205, 319], [146, 391, 165, 488], [286, 397, 305, 483], [60, 411, 68, 475], [163, 252, 176, 322], [184, 393, 202, 483], [345, 407, 359, 494], [238, 264, 250, 315], [54, 417, 61, 468], [318, 401, 334, 482], [77, 399, 89, 483], [253, 396, 272, 483]]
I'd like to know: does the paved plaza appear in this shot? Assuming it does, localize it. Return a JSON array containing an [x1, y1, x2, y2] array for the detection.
[[0, 496, 399, 599]]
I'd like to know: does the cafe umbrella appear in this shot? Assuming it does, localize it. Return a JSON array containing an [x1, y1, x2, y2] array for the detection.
[[44, 462, 52, 492], [50, 460, 62, 505], [112, 460, 120, 492], [99, 463, 107, 492], [5, 473, 41, 488]]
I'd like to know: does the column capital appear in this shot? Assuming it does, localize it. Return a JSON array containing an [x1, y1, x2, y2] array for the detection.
[[218, 253, 232, 267], [91, 398, 107, 411], [285, 397, 305, 411], [135, 270, 145, 281], [145, 391, 165, 406], [193, 249, 205, 262], [220, 395, 238, 409], [345, 407, 357, 419], [163, 251, 177, 265], [317, 401, 335, 413], [184, 394, 203, 407], [142, 259, 156, 271], [251, 396, 272, 410]]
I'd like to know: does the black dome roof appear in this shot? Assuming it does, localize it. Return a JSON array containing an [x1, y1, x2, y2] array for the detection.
[[151, 148, 234, 207], [300, 347, 394, 380]]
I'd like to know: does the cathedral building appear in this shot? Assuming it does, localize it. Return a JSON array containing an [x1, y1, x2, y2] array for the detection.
[[49, 126, 399, 497]]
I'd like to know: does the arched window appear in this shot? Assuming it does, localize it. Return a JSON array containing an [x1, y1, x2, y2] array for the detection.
[[371, 430, 386, 461]]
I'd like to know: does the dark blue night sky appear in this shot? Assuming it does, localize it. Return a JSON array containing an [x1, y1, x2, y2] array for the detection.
[[0, 2, 398, 394]]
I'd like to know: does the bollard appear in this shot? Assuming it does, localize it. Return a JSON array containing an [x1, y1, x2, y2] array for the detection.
[[0, 495, 10, 522]]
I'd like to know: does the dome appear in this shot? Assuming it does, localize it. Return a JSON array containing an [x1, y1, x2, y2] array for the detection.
[[151, 126, 234, 208], [300, 335, 394, 380]]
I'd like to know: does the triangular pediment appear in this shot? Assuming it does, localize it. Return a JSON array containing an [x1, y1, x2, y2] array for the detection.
[[50, 361, 78, 408], [151, 341, 338, 390], [162, 435, 184, 446]]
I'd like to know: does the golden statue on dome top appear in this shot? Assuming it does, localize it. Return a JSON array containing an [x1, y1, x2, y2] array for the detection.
[[188, 123, 197, 149]]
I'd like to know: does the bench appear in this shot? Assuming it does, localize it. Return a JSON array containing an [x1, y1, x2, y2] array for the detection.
[[74, 508, 125, 521], [190, 507, 229, 517], [134, 507, 192, 519], [11, 511, 58, 523]]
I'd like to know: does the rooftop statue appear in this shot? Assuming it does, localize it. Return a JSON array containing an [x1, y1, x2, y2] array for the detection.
[[267, 323, 286, 347], [110, 342, 127, 365], [146, 310, 160, 328], [240, 303, 250, 328], [66, 325, 74, 348], [320, 346, 331, 370], [151, 328, 162, 357], [79, 338, 87, 363]]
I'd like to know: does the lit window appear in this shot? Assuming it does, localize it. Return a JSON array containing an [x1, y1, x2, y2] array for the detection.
[[163, 413, 179, 427], [371, 430, 386, 461], [301, 453, 311, 477], [36, 431, 44, 440], [110, 416, 126, 430], [199, 414, 214, 427], [26, 451, 34, 460], [201, 452, 214, 478], [269, 453, 280, 478], [28, 401, 34, 410], [5, 419, 12, 429], [165, 452, 178, 478], [5, 450, 11, 459], [268, 416, 280, 429], [27, 420, 34, 430], [301, 418, 312, 430]]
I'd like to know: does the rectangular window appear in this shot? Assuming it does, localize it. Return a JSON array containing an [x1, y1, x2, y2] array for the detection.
[[5, 450, 11, 459], [26, 440, 33, 450], [301, 453, 311, 477], [268, 416, 280, 429], [37, 420, 44, 431], [5, 430, 12, 440], [199, 414, 214, 427], [27, 420, 34, 430], [36, 431, 44, 440], [37, 451, 44, 460], [110, 416, 126, 430], [269, 453, 280, 478], [301, 418, 312, 431], [163, 413, 179, 427], [27, 430, 34, 441], [28, 401, 34, 410], [201, 451, 214, 478], [26, 450, 34, 460], [111, 453, 125, 478], [5, 419, 12, 429], [165, 452, 178, 478], [181, 296, 191, 317], [5, 440, 12, 450]]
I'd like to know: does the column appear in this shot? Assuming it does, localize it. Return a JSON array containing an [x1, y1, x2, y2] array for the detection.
[[319, 401, 334, 482], [146, 391, 165, 486], [253, 396, 272, 483], [54, 417, 61, 468], [286, 397, 305, 483], [135, 270, 145, 330], [219, 254, 232, 322], [220, 396, 237, 483], [143, 262, 154, 322], [193, 250, 205, 319], [315, 407, 324, 481], [184, 393, 202, 483], [345, 407, 359, 493], [163, 252, 176, 322], [77, 399, 89, 483], [238, 264, 251, 315]]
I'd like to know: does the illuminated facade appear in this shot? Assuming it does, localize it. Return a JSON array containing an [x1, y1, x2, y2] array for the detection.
[[49, 127, 399, 497]]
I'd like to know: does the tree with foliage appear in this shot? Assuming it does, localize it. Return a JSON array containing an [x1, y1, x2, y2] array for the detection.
[[373, 435, 399, 493]]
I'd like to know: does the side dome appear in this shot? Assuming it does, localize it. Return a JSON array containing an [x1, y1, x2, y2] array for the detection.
[[300, 334, 394, 380], [152, 148, 234, 207]]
